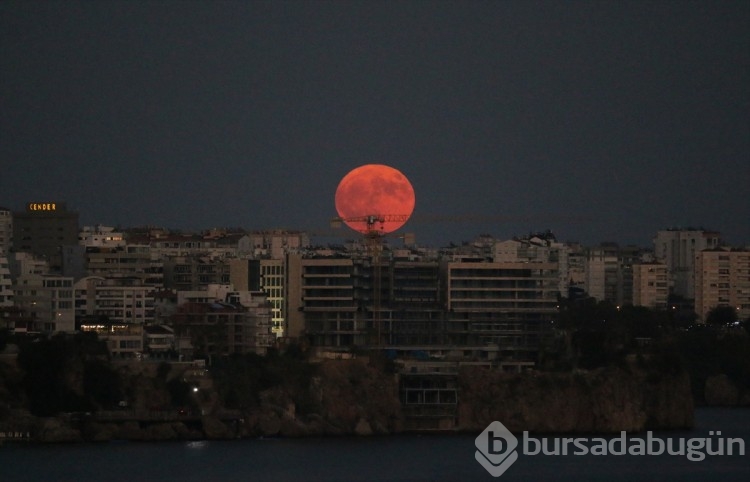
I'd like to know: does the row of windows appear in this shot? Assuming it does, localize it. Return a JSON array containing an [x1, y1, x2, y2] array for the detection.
[[42, 279, 73, 288], [451, 269, 556, 278]]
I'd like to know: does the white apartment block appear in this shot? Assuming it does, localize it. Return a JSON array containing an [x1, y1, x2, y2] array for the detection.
[[695, 248, 750, 322], [229, 257, 287, 338], [8, 252, 49, 279], [12, 274, 75, 333], [492, 236, 571, 297], [78, 225, 125, 248], [632, 263, 669, 309], [585, 244, 620, 302], [86, 244, 163, 287], [654, 229, 721, 299], [177, 283, 235, 305], [74, 276, 154, 324], [238, 230, 309, 258], [259, 259, 285, 337]]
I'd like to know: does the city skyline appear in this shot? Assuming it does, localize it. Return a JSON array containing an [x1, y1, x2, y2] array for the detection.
[[0, 199, 742, 250], [2, 1, 748, 247]]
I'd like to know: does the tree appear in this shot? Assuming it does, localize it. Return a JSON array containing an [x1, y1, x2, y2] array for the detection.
[[17, 332, 116, 415], [706, 306, 738, 326], [0, 328, 9, 352]]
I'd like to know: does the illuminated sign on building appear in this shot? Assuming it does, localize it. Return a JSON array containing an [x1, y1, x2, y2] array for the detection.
[[26, 203, 57, 212]]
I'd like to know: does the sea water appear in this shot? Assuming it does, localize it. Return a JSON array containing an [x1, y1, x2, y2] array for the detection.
[[0, 408, 748, 481]]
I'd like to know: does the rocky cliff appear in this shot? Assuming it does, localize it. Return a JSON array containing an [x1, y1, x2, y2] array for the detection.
[[457, 366, 694, 433], [1, 358, 697, 442], [235, 359, 403, 438]]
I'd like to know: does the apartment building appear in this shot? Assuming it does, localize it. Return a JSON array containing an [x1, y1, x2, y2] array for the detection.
[[12, 274, 75, 333], [286, 255, 359, 346], [492, 232, 571, 297], [654, 228, 721, 299], [12, 202, 79, 271], [442, 261, 558, 363], [78, 225, 125, 248], [585, 243, 620, 303], [74, 276, 154, 324], [256, 258, 285, 338], [238, 230, 309, 258], [632, 263, 669, 309], [79, 320, 144, 358], [286, 250, 556, 366], [695, 248, 750, 322], [0, 207, 12, 254], [0, 252, 12, 307], [162, 255, 230, 291], [86, 245, 164, 287], [171, 298, 273, 358]]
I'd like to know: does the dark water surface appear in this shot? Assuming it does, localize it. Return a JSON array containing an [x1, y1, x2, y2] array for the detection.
[[1, 408, 748, 481]]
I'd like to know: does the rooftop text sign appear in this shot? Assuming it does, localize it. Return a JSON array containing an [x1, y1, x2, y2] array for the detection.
[[26, 202, 58, 211]]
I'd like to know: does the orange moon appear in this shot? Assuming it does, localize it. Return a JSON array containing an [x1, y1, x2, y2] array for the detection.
[[335, 164, 416, 234]]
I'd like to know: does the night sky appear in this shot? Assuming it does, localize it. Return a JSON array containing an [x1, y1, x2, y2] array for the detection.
[[2, 1, 748, 247]]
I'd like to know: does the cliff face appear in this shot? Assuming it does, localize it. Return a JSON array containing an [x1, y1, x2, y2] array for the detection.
[[457, 366, 694, 433], [237, 359, 403, 437], [2, 358, 696, 442], [704, 374, 750, 406]]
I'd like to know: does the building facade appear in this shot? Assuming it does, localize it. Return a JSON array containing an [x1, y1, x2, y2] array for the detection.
[[442, 261, 558, 364], [12, 274, 75, 333], [86, 245, 164, 287], [632, 263, 669, 309], [74, 276, 155, 325], [0, 207, 12, 254], [695, 248, 750, 322], [654, 229, 721, 299], [12, 202, 79, 271], [171, 298, 273, 358], [585, 244, 620, 303], [0, 252, 13, 307]]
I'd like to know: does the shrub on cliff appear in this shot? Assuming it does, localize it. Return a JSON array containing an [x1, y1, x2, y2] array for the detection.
[[675, 328, 750, 404], [211, 349, 317, 412], [16, 332, 120, 416]]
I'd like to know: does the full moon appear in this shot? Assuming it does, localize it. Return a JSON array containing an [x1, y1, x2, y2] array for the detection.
[[335, 164, 416, 234]]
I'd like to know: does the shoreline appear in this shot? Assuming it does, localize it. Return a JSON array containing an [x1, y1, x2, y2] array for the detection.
[[7, 407, 747, 446]]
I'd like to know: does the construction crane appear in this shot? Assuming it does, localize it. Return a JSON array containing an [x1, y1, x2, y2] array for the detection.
[[330, 214, 410, 236], [330, 214, 412, 347]]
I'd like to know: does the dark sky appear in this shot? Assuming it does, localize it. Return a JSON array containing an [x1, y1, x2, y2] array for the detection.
[[2, 1, 748, 247]]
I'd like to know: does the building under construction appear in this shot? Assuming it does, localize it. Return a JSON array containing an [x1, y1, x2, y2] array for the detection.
[[285, 248, 558, 369]]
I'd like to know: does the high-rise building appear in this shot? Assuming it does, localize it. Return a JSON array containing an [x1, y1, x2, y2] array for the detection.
[[12, 273, 75, 333], [78, 225, 125, 248], [257, 258, 285, 337], [585, 243, 620, 302], [12, 202, 79, 271], [238, 230, 309, 258], [584, 244, 648, 306], [171, 297, 273, 358], [8, 252, 49, 280], [442, 261, 558, 364], [86, 245, 164, 287], [654, 228, 721, 299], [286, 250, 556, 366], [286, 255, 357, 344], [632, 263, 669, 309], [492, 232, 571, 297], [695, 248, 750, 322], [0, 252, 12, 307], [74, 276, 154, 325], [0, 207, 12, 254]]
